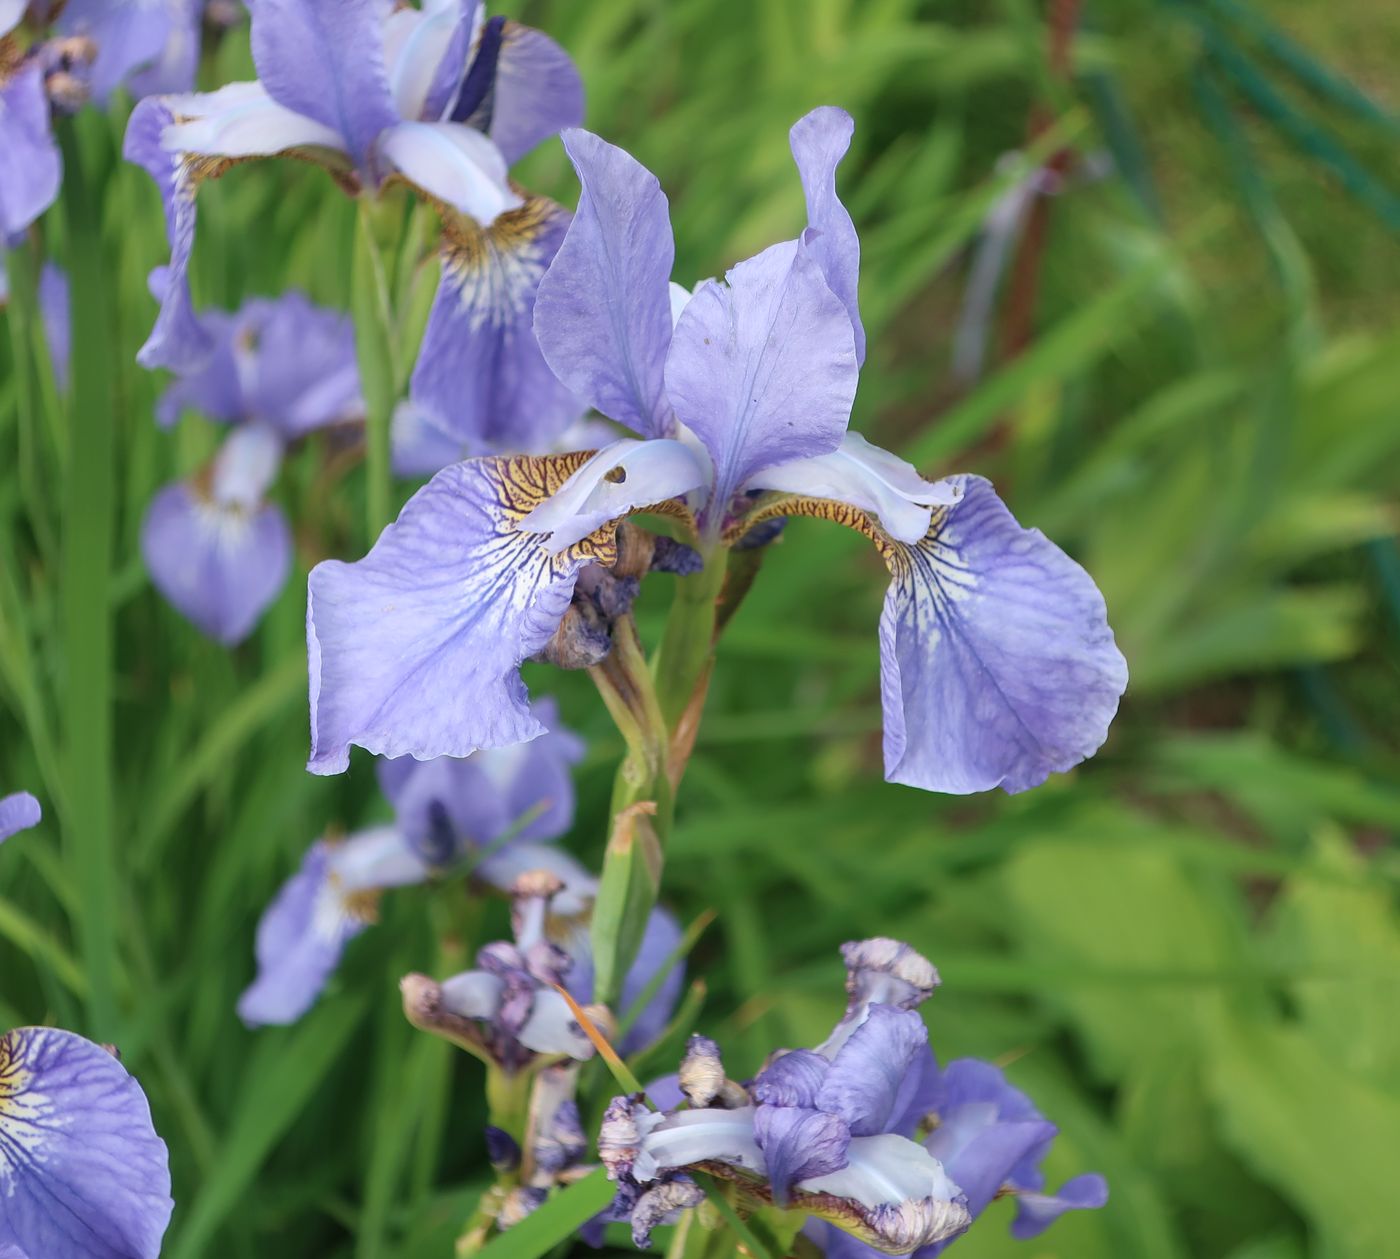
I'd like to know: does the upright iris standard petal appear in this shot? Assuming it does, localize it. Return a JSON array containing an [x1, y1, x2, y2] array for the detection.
[[0, 61, 62, 237], [519, 438, 707, 553], [534, 129, 677, 438], [0, 1028, 173, 1259], [124, 97, 215, 370], [817, 1006, 930, 1137], [664, 238, 858, 522], [308, 453, 617, 773], [877, 475, 1128, 794], [125, 0, 205, 100], [383, 0, 475, 123], [249, 0, 399, 172], [746, 433, 958, 546], [141, 425, 292, 646], [410, 197, 580, 455], [790, 106, 865, 364], [477, 21, 584, 163], [57, 0, 173, 105], [0, 792, 41, 843]]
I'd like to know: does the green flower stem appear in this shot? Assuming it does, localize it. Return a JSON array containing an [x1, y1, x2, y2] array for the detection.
[[484, 1065, 534, 1145], [652, 546, 728, 735], [351, 201, 401, 541]]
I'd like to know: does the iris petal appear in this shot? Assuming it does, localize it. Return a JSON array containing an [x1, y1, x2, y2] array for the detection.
[[0, 1028, 173, 1259], [307, 453, 617, 773], [747, 433, 958, 545], [790, 106, 865, 364], [877, 474, 1127, 793], [534, 129, 677, 438], [519, 438, 707, 553], [632, 1106, 767, 1184], [480, 21, 584, 164], [160, 81, 347, 158], [0, 792, 41, 844], [0, 62, 61, 238], [754, 1106, 851, 1206], [141, 479, 292, 646], [818, 1006, 930, 1137], [664, 237, 858, 525], [1011, 1173, 1109, 1240], [376, 120, 520, 220], [410, 197, 580, 456], [249, 0, 399, 173]]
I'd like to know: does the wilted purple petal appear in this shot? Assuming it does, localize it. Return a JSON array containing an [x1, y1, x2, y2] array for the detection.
[[0, 1027, 173, 1259], [141, 461, 291, 646], [250, 0, 398, 173], [477, 21, 583, 164], [754, 1105, 851, 1205], [1011, 1173, 1109, 1239], [410, 197, 580, 455], [0, 791, 41, 843], [878, 475, 1127, 794], [752, 1049, 830, 1109], [631, 1106, 766, 1184], [307, 453, 616, 773], [790, 106, 864, 364], [818, 1006, 930, 1137], [664, 238, 857, 525], [534, 129, 676, 439], [0, 61, 61, 237]]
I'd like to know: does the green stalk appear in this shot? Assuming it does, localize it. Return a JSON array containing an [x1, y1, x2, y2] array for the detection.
[[58, 123, 119, 1036], [351, 202, 399, 541], [652, 548, 727, 729]]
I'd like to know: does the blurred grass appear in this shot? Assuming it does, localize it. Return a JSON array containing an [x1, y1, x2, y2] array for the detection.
[[2, 1, 1399, 1257]]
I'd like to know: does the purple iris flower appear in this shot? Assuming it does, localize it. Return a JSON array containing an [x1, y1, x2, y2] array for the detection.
[[124, 0, 585, 460], [601, 938, 1104, 1255], [403, 857, 684, 1069], [0, 1027, 174, 1259], [238, 705, 584, 1027], [0, 790, 41, 843], [140, 290, 361, 644], [54, 0, 209, 104], [306, 106, 1127, 793], [0, 13, 62, 238]]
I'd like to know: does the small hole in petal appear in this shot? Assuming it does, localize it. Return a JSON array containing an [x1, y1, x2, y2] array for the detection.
[[604, 466, 627, 484]]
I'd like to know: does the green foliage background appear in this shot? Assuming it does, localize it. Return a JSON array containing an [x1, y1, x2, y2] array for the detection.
[[3, 1, 1400, 1256]]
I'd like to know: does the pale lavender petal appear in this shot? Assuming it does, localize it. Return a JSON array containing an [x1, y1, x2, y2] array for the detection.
[[141, 479, 291, 645], [617, 905, 683, 1055], [926, 1117, 1055, 1227], [209, 422, 284, 509], [155, 310, 243, 427], [754, 1106, 850, 1205], [748, 433, 959, 546], [664, 238, 858, 523], [887, 1045, 942, 1140], [0, 1027, 173, 1259], [125, 0, 204, 99], [519, 438, 707, 553], [249, 0, 398, 171], [391, 400, 467, 476], [58, 0, 171, 104], [878, 475, 1127, 793], [0, 0, 24, 38], [797, 1132, 960, 1210], [751, 1049, 829, 1109], [124, 96, 211, 371], [480, 700, 585, 844], [307, 454, 615, 773], [38, 262, 69, 393], [515, 987, 594, 1059], [383, 0, 474, 122], [410, 197, 580, 455], [790, 106, 864, 363], [376, 120, 520, 220], [477, 21, 583, 164], [534, 129, 676, 438], [0, 61, 61, 237], [0, 791, 41, 843], [237, 841, 360, 1025], [159, 81, 346, 158], [235, 293, 361, 437], [1011, 1173, 1108, 1239], [818, 1006, 930, 1137]]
